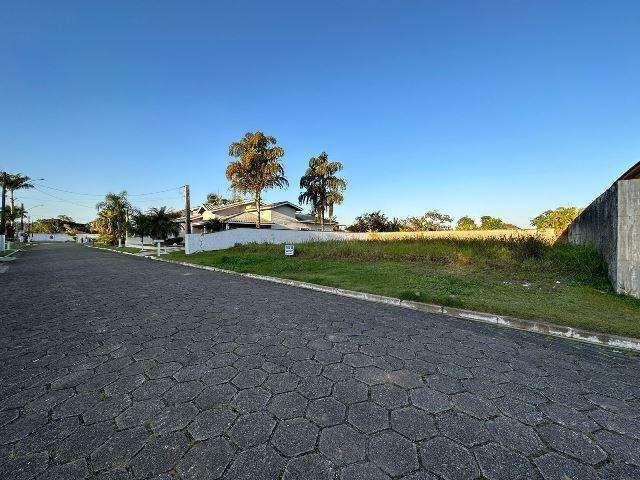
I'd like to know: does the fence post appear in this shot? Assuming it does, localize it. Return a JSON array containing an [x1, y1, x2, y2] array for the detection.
[[0, 235, 4, 252]]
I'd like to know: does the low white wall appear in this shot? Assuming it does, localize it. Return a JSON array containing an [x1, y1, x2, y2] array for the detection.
[[30, 233, 74, 242], [76, 234, 100, 244], [184, 228, 556, 254], [185, 230, 362, 254]]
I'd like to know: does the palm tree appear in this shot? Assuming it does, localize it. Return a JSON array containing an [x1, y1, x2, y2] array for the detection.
[[129, 210, 152, 245], [0, 173, 34, 230], [298, 152, 346, 229], [226, 131, 288, 228], [147, 207, 180, 240], [94, 191, 131, 245]]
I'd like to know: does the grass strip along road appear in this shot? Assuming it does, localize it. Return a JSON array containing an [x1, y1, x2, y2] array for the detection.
[[164, 238, 640, 339]]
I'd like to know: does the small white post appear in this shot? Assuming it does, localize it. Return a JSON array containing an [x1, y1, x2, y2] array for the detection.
[[156, 240, 161, 256], [0, 235, 5, 252], [118, 238, 122, 247]]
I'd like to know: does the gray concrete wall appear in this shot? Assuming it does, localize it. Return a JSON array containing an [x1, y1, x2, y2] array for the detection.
[[565, 178, 640, 297], [617, 180, 640, 296], [565, 183, 618, 286]]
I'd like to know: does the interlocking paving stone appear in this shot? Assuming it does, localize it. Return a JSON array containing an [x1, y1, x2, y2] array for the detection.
[[306, 397, 346, 427], [486, 416, 545, 456], [176, 437, 235, 480], [319, 424, 367, 466], [369, 430, 419, 476], [339, 462, 391, 479], [474, 442, 534, 480], [391, 406, 437, 441], [410, 388, 451, 413], [228, 412, 277, 448], [537, 423, 607, 465], [271, 418, 319, 457], [420, 436, 479, 480], [3, 244, 640, 479], [283, 453, 336, 480], [348, 401, 389, 433], [130, 431, 189, 478], [533, 452, 600, 480]]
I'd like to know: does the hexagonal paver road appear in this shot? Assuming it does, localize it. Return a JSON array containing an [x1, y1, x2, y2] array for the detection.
[[2, 243, 640, 479]]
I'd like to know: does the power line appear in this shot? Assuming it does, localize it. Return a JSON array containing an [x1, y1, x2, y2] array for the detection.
[[37, 183, 183, 197], [32, 187, 96, 209]]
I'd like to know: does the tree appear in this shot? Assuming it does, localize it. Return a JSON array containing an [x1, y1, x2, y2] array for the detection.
[[226, 131, 288, 228], [94, 192, 132, 245], [0, 173, 34, 229], [129, 211, 152, 244], [299, 152, 346, 229], [479, 216, 517, 230], [531, 206, 583, 231], [456, 216, 477, 230], [148, 206, 180, 240], [203, 218, 224, 233], [206, 192, 246, 205], [347, 211, 401, 232], [402, 210, 452, 231]]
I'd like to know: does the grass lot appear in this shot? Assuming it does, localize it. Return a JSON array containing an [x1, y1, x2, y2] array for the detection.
[[164, 238, 640, 338]]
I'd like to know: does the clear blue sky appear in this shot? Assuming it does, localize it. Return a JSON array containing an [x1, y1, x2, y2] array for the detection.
[[2, 1, 639, 226]]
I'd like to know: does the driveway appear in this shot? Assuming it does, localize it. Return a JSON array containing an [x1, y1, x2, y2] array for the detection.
[[1, 244, 639, 480]]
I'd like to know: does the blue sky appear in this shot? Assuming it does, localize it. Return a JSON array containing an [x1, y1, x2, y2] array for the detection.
[[2, 1, 639, 226]]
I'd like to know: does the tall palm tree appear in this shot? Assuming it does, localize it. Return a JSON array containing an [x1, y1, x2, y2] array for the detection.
[[147, 207, 180, 240], [226, 131, 288, 228], [94, 191, 131, 245], [298, 152, 346, 229], [0, 173, 34, 229]]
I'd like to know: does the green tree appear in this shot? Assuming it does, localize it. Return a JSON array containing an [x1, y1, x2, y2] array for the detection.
[[531, 206, 583, 231], [0, 173, 34, 229], [148, 206, 180, 240], [299, 152, 346, 229], [226, 131, 288, 228], [94, 191, 132, 245], [402, 210, 452, 231], [480, 215, 510, 230], [456, 216, 477, 230], [347, 211, 401, 232], [129, 211, 152, 244]]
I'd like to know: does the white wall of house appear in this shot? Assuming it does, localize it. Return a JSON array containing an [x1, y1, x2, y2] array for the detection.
[[30, 233, 74, 242]]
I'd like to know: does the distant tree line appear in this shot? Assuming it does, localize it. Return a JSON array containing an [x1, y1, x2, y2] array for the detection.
[[347, 207, 582, 233]]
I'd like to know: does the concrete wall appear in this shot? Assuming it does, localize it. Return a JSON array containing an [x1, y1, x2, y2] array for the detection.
[[565, 178, 640, 297], [185, 228, 556, 255], [565, 183, 619, 286], [30, 233, 74, 242], [617, 180, 640, 296]]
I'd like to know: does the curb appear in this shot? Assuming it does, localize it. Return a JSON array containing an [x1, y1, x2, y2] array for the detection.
[[85, 244, 640, 352]]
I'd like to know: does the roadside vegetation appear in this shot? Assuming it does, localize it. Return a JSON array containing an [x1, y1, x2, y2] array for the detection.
[[165, 237, 640, 338]]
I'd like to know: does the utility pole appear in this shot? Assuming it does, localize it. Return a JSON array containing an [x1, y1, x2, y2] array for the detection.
[[20, 202, 24, 232], [184, 184, 191, 234], [0, 172, 7, 236]]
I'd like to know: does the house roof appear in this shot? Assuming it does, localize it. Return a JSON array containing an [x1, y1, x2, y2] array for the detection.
[[223, 211, 272, 224], [618, 161, 640, 181]]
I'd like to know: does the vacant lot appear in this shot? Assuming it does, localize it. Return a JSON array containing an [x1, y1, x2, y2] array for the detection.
[[166, 238, 640, 338]]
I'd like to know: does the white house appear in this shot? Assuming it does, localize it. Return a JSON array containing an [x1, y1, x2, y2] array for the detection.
[[179, 200, 336, 233]]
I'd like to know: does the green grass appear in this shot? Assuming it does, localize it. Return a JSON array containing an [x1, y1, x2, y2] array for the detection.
[[164, 238, 640, 338], [0, 249, 16, 257]]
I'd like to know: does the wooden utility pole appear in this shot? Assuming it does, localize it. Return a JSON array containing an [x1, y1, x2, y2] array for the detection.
[[0, 172, 7, 236], [20, 202, 24, 231], [184, 184, 191, 234]]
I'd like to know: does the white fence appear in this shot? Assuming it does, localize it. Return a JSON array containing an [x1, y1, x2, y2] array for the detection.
[[30, 233, 74, 242], [184, 228, 557, 255], [185, 230, 363, 254]]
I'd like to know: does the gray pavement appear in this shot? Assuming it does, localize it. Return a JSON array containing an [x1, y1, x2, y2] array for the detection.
[[1, 243, 640, 480]]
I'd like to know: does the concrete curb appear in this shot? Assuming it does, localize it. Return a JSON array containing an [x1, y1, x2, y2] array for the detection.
[[85, 244, 640, 352]]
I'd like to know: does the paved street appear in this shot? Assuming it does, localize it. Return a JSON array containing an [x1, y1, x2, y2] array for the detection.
[[1, 244, 640, 480]]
